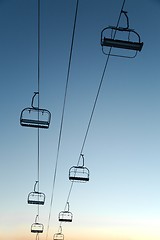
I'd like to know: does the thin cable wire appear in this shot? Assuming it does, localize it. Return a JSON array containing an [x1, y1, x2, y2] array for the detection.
[[45, 0, 79, 239], [37, 0, 40, 219], [36, 233, 39, 240], [60, 0, 126, 220]]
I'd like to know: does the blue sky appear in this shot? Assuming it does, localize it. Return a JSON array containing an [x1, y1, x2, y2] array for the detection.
[[0, 0, 160, 240]]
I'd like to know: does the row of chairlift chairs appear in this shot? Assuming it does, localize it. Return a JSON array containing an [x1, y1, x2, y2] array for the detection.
[[20, 92, 51, 234], [21, 10, 143, 236], [20, 11, 143, 130], [28, 155, 89, 234], [30, 204, 73, 236], [20, 93, 90, 234]]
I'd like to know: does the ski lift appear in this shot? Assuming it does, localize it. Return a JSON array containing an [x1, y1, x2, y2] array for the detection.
[[31, 215, 44, 233], [58, 202, 73, 222], [28, 181, 45, 205], [69, 154, 89, 182], [20, 92, 51, 129], [101, 10, 143, 58], [53, 227, 64, 240]]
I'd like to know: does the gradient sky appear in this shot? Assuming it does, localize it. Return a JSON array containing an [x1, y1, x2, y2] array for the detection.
[[0, 0, 160, 240]]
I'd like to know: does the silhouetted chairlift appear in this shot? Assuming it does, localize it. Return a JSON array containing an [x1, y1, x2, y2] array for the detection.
[[20, 92, 51, 129], [28, 181, 45, 205], [101, 10, 143, 58], [31, 215, 44, 233], [58, 202, 73, 222], [69, 154, 89, 182], [53, 226, 64, 240]]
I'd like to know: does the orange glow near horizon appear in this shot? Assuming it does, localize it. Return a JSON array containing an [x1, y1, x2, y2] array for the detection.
[[1, 216, 160, 240], [1, 224, 160, 240]]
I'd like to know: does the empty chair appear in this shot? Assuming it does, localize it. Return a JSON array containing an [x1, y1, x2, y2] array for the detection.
[[53, 232, 64, 240], [20, 92, 51, 129], [59, 211, 73, 222], [28, 191, 45, 205], [31, 223, 44, 233], [53, 227, 64, 240], [28, 181, 45, 205], [59, 202, 73, 222], [31, 215, 44, 233], [101, 10, 143, 58], [69, 154, 89, 182]]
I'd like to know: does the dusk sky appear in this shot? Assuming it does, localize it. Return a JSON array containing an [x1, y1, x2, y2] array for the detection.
[[1, 0, 160, 240]]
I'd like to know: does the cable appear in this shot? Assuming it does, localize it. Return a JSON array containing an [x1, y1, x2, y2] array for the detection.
[[59, 0, 127, 226], [45, 1, 79, 239], [37, 0, 40, 220], [36, 233, 39, 240], [77, 1, 126, 159]]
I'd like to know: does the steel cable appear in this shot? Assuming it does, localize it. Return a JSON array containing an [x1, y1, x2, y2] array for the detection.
[[58, 0, 127, 229], [45, 1, 79, 239]]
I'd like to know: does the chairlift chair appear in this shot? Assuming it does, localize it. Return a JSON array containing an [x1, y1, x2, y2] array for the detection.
[[28, 191, 45, 205], [58, 211, 73, 222], [31, 223, 44, 233], [28, 181, 45, 205], [53, 233, 64, 240], [53, 227, 64, 240], [20, 92, 51, 129], [59, 202, 73, 222], [101, 10, 143, 58], [69, 154, 89, 182], [31, 215, 44, 233]]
